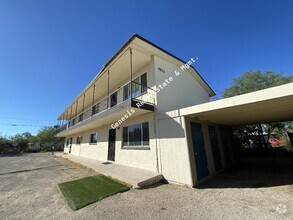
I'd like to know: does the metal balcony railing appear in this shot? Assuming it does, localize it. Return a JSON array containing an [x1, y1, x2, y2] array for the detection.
[[60, 81, 156, 132]]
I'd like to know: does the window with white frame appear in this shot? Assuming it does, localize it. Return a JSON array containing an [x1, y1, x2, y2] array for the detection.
[[122, 122, 149, 147], [90, 133, 98, 144], [76, 136, 82, 145]]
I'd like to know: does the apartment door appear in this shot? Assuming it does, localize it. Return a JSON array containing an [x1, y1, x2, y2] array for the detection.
[[208, 125, 222, 172], [69, 138, 72, 154], [107, 129, 116, 161], [190, 122, 209, 181]]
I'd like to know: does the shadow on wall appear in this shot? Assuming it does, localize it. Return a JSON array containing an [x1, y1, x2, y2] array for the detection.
[[198, 154, 293, 189], [157, 111, 186, 139]]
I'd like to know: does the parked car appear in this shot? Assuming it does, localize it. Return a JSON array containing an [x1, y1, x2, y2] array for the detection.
[[269, 137, 282, 147]]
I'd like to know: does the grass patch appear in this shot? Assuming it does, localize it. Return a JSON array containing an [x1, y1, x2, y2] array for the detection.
[[58, 175, 129, 210]]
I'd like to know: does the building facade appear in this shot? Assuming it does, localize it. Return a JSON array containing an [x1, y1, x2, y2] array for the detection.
[[56, 34, 236, 186]]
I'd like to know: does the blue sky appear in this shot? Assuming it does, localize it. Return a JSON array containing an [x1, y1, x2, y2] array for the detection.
[[0, 0, 292, 136]]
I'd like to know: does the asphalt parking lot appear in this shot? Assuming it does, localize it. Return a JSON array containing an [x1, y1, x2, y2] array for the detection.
[[0, 153, 292, 220]]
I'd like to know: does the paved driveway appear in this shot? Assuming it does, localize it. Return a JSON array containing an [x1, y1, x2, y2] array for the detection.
[[0, 153, 292, 220]]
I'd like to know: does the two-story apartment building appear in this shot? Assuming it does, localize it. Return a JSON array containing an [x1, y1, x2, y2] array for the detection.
[[56, 34, 237, 186]]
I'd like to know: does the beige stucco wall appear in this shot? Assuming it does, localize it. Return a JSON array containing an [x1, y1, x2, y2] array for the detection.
[[157, 115, 194, 186], [64, 112, 158, 172]]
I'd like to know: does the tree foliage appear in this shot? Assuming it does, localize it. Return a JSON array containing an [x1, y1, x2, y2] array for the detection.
[[223, 71, 293, 98], [0, 126, 63, 153], [223, 71, 293, 151], [36, 126, 59, 147], [10, 132, 32, 151]]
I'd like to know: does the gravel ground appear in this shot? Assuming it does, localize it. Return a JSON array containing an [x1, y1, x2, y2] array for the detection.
[[0, 153, 292, 220]]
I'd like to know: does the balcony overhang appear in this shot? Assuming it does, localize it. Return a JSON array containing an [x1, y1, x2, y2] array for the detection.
[[56, 99, 154, 137], [57, 43, 153, 121]]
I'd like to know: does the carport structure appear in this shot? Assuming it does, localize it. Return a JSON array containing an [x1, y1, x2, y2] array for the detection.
[[181, 82, 293, 126], [180, 83, 293, 185]]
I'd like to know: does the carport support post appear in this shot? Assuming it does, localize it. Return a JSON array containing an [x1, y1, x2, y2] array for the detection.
[[61, 114, 64, 127], [107, 70, 110, 108], [82, 94, 85, 120], [70, 106, 72, 125], [130, 48, 133, 99], [65, 110, 68, 128], [92, 84, 95, 114], [75, 101, 78, 118]]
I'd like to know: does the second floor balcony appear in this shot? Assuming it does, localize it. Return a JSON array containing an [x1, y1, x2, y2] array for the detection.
[[56, 81, 156, 136]]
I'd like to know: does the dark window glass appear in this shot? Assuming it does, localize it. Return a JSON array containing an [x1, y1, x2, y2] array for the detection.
[[141, 73, 147, 93], [92, 105, 96, 115], [76, 136, 82, 145], [142, 122, 149, 145], [132, 77, 140, 98], [122, 122, 149, 147], [123, 83, 130, 101], [110, 92, 117, 107], [79, 114, 83, 122], [122, 127, 128, 146], [128, 124, 141, 146], [90, 133, 98, 144]]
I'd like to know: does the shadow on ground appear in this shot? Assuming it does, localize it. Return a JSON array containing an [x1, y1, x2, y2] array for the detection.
[[199, 155, 293, 189]]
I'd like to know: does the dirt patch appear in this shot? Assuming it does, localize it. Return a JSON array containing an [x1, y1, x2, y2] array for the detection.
[[0, 153, 292, 220]]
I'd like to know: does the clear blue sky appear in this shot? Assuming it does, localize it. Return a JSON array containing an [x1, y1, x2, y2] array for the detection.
[[0, 0, 292, 136]]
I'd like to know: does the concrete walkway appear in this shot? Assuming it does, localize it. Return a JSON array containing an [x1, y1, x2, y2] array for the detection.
[[57, 153, 163, 188]]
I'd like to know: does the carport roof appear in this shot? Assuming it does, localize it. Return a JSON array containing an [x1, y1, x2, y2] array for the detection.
[[180, 82, 293, 126]]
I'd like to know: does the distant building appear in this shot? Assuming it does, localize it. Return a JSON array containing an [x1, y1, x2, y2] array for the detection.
[[3, 143, 20, 154]]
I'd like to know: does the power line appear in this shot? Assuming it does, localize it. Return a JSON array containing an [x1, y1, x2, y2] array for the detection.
[[0, 117, 57, 122], [0, 123, 44, 127]]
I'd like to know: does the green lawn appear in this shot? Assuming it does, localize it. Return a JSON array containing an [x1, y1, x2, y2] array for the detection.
[[58, 175, 129, 210]]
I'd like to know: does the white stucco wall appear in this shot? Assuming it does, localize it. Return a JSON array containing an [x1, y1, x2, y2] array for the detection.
[[153, 56, 210, 113]]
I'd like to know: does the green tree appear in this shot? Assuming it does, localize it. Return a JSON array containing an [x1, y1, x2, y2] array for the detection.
[[0, 135, 8, 153], [223, 70, 293, 98], [37, 126, 58, 147], [223, 71, 293, 151], [11, 132, 32, 152]]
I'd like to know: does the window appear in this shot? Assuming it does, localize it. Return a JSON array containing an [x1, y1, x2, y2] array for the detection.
[[90, 133, 98, 144], [110, 92, 117, 107], [66, 138, 72, 146], [140, 73, 147, 93], [122, 122, 149, 147], [123, 73, 147, 101], [78, 114, 83, 122], [123, 83, 130, 101], [76, 136, 82, 145]]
